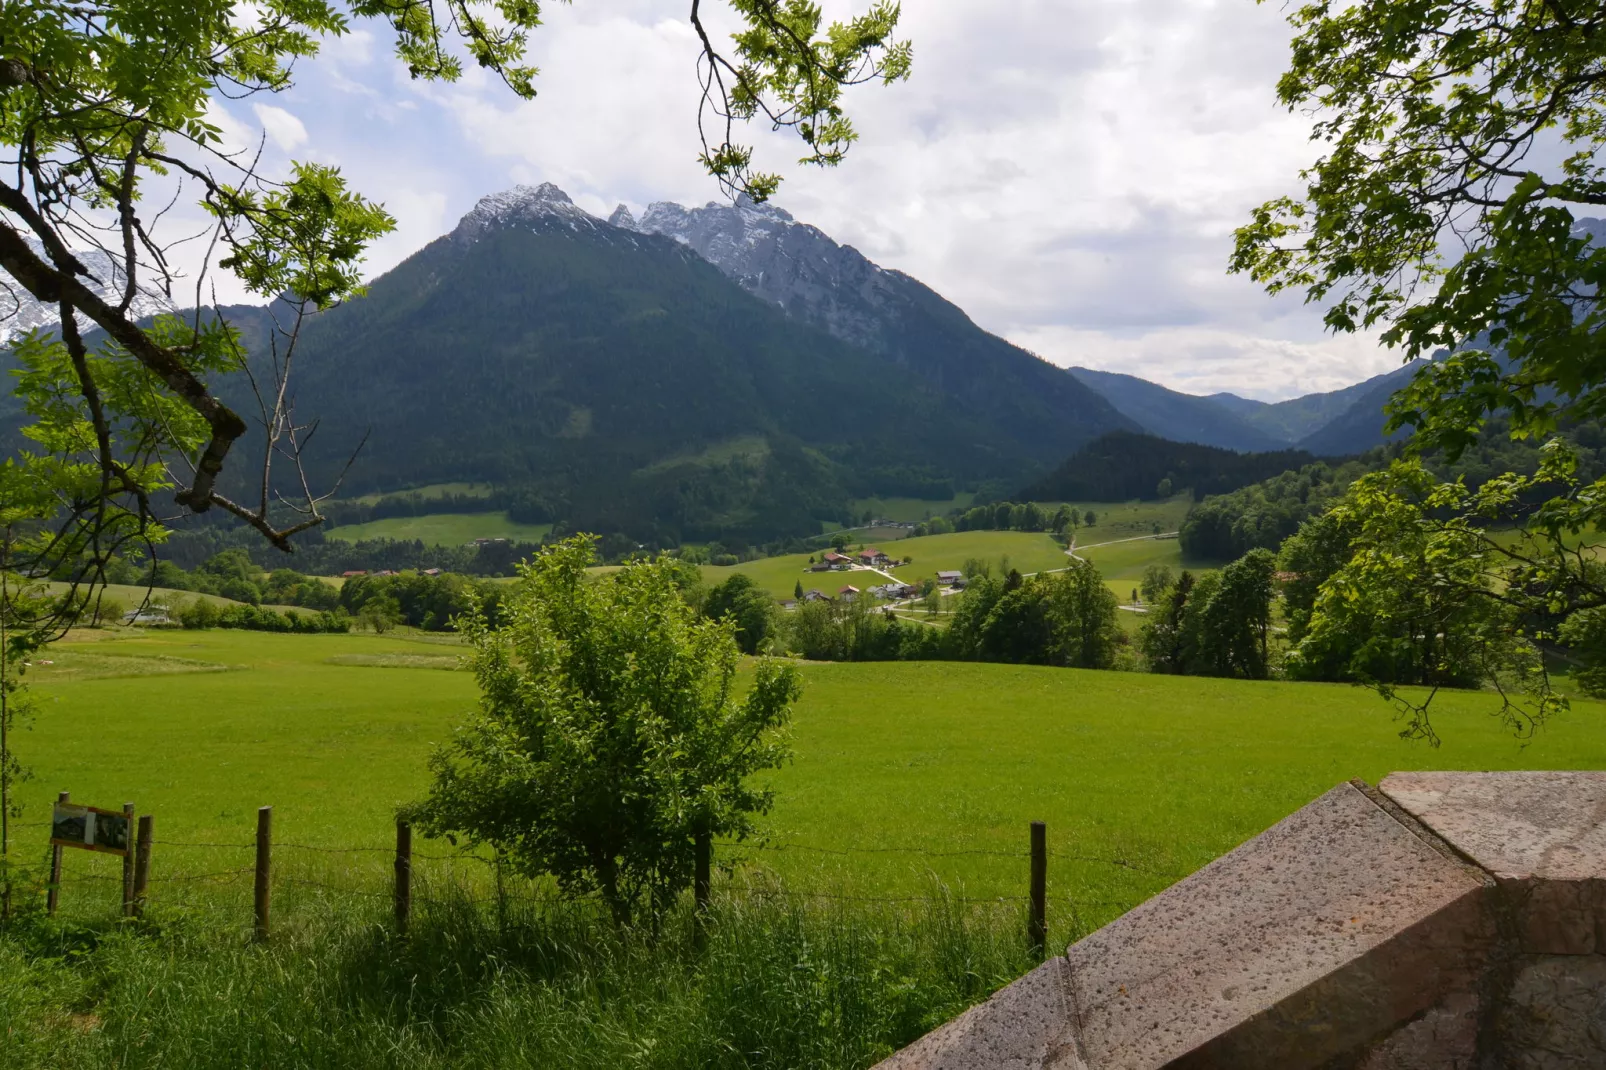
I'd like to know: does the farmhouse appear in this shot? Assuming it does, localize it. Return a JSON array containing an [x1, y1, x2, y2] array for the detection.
[[821, 551, 852, 570], [802, 589, 831, 603], [856, 548, 891, 567], [839, 585, 859, 600], [936, 570, 965, 588]]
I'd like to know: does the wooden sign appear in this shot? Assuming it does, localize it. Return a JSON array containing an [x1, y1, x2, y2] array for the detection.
[[50, 802, 131, 856]]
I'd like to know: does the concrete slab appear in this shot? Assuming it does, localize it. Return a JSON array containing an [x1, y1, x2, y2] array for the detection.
[[1380, 772, 1606, 954], [1054, 782, 1492, 1070], [1378, 771, 1606, 882], [873, 957, 1081, 1070]]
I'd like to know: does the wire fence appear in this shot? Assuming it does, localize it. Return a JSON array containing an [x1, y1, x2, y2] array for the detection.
[[9, 811, 1169, 939]]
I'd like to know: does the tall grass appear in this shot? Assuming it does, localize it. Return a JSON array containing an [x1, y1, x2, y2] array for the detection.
[[0, 873, 1036, 1069]]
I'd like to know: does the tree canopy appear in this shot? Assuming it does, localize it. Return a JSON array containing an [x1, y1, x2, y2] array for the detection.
[[409, 537, 800, 927], [1234, 0, 1606, 459]]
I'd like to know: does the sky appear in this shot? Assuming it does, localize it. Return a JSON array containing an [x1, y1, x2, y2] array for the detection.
[[206, 0, 1408, 402]]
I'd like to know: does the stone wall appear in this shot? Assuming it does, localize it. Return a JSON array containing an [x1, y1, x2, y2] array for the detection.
[[875, 771, 1606, 1070]]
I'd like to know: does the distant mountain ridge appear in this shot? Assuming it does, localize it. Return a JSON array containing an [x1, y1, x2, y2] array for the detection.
[[1068, 361, 1428, 457]]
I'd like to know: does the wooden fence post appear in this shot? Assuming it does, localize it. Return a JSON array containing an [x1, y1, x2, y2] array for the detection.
[[121, 803, 135, 917], [47, 790, 66, 916], [132, 815, 153, 917], [254, 806, 272, 942], [394, 818, 412, 935], [1029, 820, 1047, 959], [693, 826, 711, 947]]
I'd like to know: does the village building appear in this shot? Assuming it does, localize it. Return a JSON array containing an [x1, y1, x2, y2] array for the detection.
[[839, 585, 859, 600], [856, 547, 891, 567], [936, 570, 965, 588], [802, 589, 831, 603]]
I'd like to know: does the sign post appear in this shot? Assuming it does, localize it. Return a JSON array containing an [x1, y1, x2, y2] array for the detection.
[[46, 791, 67, 916], [49, 799, 134, 918], [50, 801, 133, 856]]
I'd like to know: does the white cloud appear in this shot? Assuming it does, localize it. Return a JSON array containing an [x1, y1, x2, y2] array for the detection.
[[180, 0, 1403, 401], [252, 103, 309, 152]]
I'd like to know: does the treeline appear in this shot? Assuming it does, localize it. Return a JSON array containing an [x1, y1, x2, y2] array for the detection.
[[701, 561, 1131, 670], [319, 486, 560, 528], [338, 571, 507, 632], [909, 502, 1099, 538], [180, 601, 350, 633], [1177, 455, 1381, 561], [1178, 419, 1606, 561], [1019, 431, 1316, 503]]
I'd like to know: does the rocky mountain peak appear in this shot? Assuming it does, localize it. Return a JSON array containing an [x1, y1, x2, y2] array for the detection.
[[2, 241, 173, 343], [607, 204, 636, 229], [619, 195, 892, 352], [454, 182, 604, 243]]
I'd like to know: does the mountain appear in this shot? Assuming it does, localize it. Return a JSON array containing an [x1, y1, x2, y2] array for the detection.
[[1208, 361, 1427, 449], [1018, 431, 1315, 504], [195, 184, 1137, 544], [1292, 364, 1426, 455], [1065, 367, 1286, 452], [1, 242, 172, 343], [1068, 359, 1430, 458], [617, 196, 1138, 461]]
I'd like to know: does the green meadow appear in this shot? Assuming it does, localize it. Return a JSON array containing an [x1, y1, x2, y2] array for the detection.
[[349, 482, 495, 505], [324, 512, 553, 546], [14, 627, 1606, 935], [702, 530, 1075, 600]]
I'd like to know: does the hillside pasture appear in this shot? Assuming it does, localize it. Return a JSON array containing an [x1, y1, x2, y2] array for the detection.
[[324, 511, 552, 546], [1031, 495, 1193, 540], [348, 482, 494, 505], [700, 530, 1074, 600], [848, 493, 977, 522]]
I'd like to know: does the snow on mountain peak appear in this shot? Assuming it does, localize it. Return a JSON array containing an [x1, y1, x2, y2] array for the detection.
[[2, 242, 175, 343], [455, 182, 602, 242]]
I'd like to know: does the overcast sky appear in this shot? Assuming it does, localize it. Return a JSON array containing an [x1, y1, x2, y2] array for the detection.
[[215, 0, 1405, 402]]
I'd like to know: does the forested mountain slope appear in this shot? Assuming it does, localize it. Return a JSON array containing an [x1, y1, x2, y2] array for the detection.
[[1065, 368, 1286, 452], [1017, 431, 1315, 502], [621, 196, 1138, 457]]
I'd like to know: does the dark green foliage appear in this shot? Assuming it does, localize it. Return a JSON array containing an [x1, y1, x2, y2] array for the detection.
[[1139, 571, 1196, 674], [1138, 564, 1174, 605], [1558, 609, 1606, 698], [339, 572, 505, 632], [795, 561, 1122, 669], [1178, 454, 1383, 561], [179, 598, 348, 633], [1019, 432, 1315, 504], [262, 570, 341, 610], [1139, 551, 1277, 680], [410, 539, 801, 927], [704, 574, 777, 655], [1179, 421, 1606, 562]]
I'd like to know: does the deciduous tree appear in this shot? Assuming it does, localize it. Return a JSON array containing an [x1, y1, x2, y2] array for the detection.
[[409, 537, 800, 927]]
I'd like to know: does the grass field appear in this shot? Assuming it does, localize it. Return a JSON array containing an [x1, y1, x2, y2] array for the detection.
[[348, 482, 494, 505], [701, 530, 1074, 600], [8, 628, 1605, 1069], [847, 494, 976, 523], [13, 628, 1606, 933], [324, 512, 552, 546]]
